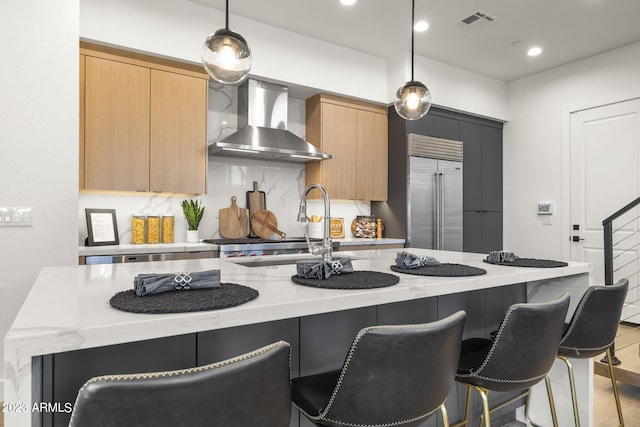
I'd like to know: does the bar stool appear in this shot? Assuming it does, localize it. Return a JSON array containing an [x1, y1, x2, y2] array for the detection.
[[292, 311, 466, 427], [453, 293, 570, 427], [69, 341, 291, 427], [556, 278, 629, 427]]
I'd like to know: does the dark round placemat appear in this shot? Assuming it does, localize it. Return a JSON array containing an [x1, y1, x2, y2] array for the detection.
[[291, 271, 399, 289], [483, 258, 568, 268], [390, 263, 487, 277], [109, 283, 259, 314]]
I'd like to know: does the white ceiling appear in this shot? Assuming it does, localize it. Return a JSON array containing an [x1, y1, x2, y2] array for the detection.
[[190, 0, 640, 82]]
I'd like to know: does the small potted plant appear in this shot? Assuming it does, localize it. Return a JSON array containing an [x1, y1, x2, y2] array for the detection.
[[181, 199, 205, 242]]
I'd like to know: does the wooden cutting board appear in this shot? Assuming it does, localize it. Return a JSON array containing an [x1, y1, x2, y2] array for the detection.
[[251, 209, 286, 239], [219, 196, 249, 239], [246, 181, 266, 237]]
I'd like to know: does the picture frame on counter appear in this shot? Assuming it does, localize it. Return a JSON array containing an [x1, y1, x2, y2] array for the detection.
[[85, 208, 119, 246]]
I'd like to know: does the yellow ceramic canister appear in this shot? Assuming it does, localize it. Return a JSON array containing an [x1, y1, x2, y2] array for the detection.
[[131, 215, 146, 244]]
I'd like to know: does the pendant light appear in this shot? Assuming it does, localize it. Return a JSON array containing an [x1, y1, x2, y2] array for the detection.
[[201, 0, 251, 85], [394, 0, 431, 120]]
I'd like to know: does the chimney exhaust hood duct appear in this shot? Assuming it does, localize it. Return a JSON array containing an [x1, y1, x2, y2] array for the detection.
[[208, 79, 331, 162]]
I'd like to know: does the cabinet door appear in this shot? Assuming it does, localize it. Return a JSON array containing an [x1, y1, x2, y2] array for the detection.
[[84, 56, 150, 191], [321, 102, 357, 199], [150, 70, 207, 194], [356, 109, 388, 200], [460, 121, 483, 211], [79, 54, 85, 190], [481, 126, 503, 212]]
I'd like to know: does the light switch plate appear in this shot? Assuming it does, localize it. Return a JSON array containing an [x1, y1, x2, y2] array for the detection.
[[0, 207, 33, 227]]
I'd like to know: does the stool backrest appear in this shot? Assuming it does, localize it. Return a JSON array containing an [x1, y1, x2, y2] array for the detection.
[[457, 293, 570, 392], [69, 341, 291, 427], [559, 278, 629, 358], [320, 311, 466, 427]]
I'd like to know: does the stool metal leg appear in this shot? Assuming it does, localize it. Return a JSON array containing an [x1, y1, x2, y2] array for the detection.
[[524, 375, 558, 427], [440, 403, 450, 427], [557, 355, 581, 427], [476, 386, 491, 427], [451, 386, 473, 427], [606, 348, 625, 427]]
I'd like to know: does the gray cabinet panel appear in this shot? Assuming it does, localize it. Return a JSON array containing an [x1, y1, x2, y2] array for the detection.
[[377, 297, 438, 325], [482, 126, 503, 212], [482, 211, 503, 253], [463, 211, 483, 253], [197, 318, 300, 377], [299, 307, 377, 376], [434, 115, 461, 141], [463, 211, 503, 253], [49, 334, 196, 427], [460, 121, 483, 211], [407, 113, 434, 136]]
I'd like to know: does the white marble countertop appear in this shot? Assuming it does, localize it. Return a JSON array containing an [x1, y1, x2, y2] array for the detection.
[[4, 248, 590, 425], [78, 238, 405, 256]]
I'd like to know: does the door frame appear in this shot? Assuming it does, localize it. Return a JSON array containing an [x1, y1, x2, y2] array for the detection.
[[561, 93, 640, 262]]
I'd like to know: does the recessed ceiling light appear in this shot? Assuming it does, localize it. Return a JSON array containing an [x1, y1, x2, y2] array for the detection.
[[340, 0, 357, 5], [414, 21, 429, 32], [527, 46, 542, 56]]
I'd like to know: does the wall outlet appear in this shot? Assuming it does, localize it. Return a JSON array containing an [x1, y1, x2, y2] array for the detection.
[[0, 207, 33, 227]]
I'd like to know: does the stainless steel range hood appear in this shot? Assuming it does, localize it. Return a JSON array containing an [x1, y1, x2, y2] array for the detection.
[[208, 79, 331, 162]]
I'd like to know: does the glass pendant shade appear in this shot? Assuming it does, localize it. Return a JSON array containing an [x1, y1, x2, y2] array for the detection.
[[202, 28, 251, 85], [394, 80, 431, 120]]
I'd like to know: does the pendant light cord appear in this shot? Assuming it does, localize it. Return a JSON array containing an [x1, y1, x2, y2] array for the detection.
[[225, 0, 230, 30], [411, 0, 415, 81]]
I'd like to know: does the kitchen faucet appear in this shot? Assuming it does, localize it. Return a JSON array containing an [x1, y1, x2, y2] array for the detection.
[[298, 183, 332, 262]]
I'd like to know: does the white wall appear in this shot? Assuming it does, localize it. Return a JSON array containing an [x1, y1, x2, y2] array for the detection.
[[503, 41, 640, 259], [0, 0, 80, 396]]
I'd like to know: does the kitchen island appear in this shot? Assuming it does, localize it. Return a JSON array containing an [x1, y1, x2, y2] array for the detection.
[[5, 249, 591, 426]]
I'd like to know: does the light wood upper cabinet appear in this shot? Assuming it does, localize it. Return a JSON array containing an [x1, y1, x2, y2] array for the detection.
[[80, 42, 207, 194], [356, 108, 388, 201], [305, 94, 388, 201], [150, 70, 207, 194], [84, 56, 151, 192]]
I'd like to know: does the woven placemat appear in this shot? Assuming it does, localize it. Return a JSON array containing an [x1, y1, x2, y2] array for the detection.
[[110, 283, 259, 314], [390, 263, 487, 277], [483, 258, 568, 268], [291, 271, 399, 289]]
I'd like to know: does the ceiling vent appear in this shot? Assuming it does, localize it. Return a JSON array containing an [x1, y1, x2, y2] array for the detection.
[[456, 10, 497, 31]]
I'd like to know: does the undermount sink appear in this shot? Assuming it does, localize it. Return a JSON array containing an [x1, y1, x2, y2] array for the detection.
[[229, 256, 362, 268]]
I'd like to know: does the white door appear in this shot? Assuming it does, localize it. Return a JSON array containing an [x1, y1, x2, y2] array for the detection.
[[570, 98, 640, 324]]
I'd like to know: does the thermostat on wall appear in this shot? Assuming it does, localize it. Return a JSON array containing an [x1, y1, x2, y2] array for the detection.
[[537, 202, 553, 215]]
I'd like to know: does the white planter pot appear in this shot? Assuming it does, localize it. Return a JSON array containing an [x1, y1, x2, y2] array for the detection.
[[186, 229, 200, 243]]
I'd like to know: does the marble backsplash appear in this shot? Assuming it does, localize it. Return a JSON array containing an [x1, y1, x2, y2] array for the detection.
[[78, 82, 371, 245]]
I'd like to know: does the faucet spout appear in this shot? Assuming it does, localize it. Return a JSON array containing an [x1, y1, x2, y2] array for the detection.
[[298, 183, 332, 262]]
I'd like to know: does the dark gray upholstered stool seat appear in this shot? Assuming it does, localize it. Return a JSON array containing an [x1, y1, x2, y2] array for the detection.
[[292, 311, 467, 427], [69, 341, 291, 427], [556, 278, 629, 427], [453, 293, 571, 427]]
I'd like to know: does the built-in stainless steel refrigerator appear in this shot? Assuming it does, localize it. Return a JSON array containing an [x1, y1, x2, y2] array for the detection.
[[408, 135, 463, 250]]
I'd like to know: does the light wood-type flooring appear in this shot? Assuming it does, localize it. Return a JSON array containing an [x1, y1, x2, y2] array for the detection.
[[0, 324, 638, 427]]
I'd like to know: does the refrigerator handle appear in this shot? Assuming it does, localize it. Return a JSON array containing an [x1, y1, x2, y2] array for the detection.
[[438, 172, 444, 249], [433, 172, 439, 249]]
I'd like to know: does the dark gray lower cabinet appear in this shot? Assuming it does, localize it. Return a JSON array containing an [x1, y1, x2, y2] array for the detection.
[[41, 334, 196, 427], [39, 285, 526, 427]]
